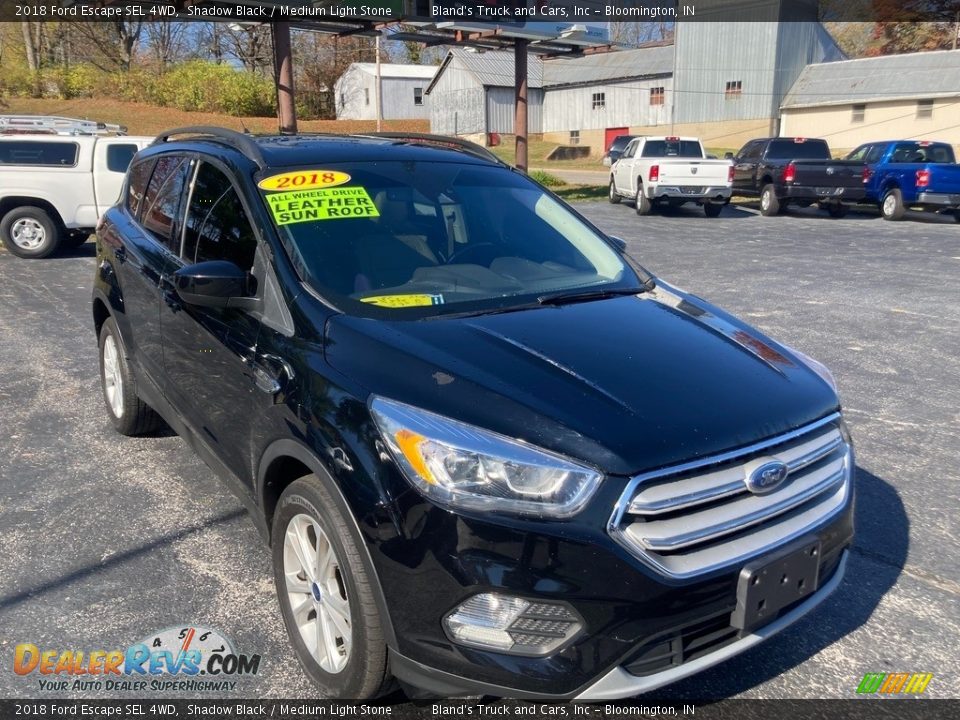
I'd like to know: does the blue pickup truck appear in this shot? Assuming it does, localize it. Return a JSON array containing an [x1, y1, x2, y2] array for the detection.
[[847, 140, 960, 221]]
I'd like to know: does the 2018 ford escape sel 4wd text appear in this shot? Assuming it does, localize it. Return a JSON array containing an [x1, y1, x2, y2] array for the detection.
[[93, 127, 854, 700]]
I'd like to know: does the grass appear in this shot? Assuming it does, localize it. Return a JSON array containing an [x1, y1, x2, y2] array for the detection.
[[0, 97, 430, 136], [529, 169, 567, 187], [490, 138, 603, 169], [553, 185, 609, 202]]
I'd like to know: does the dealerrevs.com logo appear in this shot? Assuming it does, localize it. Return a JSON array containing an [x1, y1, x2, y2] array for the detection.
[[14, 626, 261, 692]]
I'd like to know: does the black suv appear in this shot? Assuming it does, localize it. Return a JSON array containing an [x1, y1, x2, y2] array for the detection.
[[93, 127, 854, 699]]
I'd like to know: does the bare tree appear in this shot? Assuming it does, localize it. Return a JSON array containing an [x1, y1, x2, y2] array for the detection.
[[221, 23, 273, 74], [609, 21, 674, 47], [21, 21, 40, 71], [70, 21, 143, 71], [143, 21, 189, 71]]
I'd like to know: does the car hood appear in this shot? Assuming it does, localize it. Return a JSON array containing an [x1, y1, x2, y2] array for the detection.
[[324, 283, 839, 476]]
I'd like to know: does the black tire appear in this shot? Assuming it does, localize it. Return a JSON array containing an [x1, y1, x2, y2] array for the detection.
[[759, 184, 780, 216], [272, 475, 391, 699], [635, 184, 653, 216], [880, 189, 906, 221], [0, 206, 61, 258], [608, 179, 621, 204], [62, 231, 90, 250], [827, 203, 848, 219], [704, 202, 723, 218], [98, 318, 161, 436]]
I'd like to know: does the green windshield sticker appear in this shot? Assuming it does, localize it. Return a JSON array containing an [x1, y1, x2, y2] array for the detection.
[[266, 186, 380, 225]]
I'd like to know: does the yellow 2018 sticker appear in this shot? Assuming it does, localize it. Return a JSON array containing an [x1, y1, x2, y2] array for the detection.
[[360, 294, 444, 308], [258, 170, 351, 191], [266, 186, 380, 225]]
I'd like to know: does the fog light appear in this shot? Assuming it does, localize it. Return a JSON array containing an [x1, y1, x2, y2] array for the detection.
[[443, 593, 583, 656]]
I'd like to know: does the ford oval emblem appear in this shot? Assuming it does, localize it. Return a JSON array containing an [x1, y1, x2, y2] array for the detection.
[[745, 460, 789, 494]]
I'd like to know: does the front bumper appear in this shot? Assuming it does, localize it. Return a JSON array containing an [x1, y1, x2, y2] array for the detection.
[[782, 185, 867, 203], [917, 191, 960, 209], [648, 185, 732, 202], [376, 479, 854, 698]]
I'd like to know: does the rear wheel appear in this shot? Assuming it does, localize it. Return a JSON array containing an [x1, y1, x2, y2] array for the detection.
[[0, 206, 61, 258], [608, 179, 621, 204], [273, 475, 391, 698], [98, 318, 161, 436], [704, 202, 723, 218], [759, 184, 780, 216], [881, 189, 905, 221], [635, 184, 653, 216]]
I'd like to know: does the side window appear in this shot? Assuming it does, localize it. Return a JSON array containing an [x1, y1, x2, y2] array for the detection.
[[846, 145, 870, 162], [0, 140, 79, 166], [107, 144, 138, 173], [182, 162, 257, 271], [126, 158, 156, 219], [623, 140, 637, 159], [141, 155, 191, 253], [865, 145, 886, 164]]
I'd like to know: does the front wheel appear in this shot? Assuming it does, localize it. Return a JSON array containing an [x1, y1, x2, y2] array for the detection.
[[98, 318, 161, 435], [608, 179, 621, 204], [759, 184, 780, 216], [881, 189, 906, 221], [0, 206, 61, 258], [273, 475, 391, 698]]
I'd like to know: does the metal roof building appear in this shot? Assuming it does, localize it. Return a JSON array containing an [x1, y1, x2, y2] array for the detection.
[[335, 63, 437, 121], [780, 50, 960, 149], [782, 50, 960, 109]]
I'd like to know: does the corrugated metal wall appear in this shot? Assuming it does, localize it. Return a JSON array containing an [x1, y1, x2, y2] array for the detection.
[[673, 21, 781, 124], [334, 67, 373, 120], [486, 87, 544, 134], [542, 78, 673, 132], [380, 77, 431, 120]]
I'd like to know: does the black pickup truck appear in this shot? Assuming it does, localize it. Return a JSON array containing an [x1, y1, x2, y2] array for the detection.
[[728, 137, 866, 217]]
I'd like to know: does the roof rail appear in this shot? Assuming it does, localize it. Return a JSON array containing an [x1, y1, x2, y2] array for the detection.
[[360, 132, 508, 166], [0, 115, 127, 136], [152, 126, 267, 169]]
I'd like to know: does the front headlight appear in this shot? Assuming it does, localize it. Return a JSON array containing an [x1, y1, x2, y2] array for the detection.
[[370, 397, 602, 518]]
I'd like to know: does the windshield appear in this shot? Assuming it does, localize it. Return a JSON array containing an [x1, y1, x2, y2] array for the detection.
[[261, 161, 638, 318]]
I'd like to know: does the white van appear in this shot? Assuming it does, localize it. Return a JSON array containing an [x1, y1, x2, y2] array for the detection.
[[0, 122, 153, 258]]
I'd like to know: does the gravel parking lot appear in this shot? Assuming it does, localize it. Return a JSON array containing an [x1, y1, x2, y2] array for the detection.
[[0, 202, 957, 701]]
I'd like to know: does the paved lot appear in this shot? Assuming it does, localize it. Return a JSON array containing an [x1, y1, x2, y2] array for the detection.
[[0, 203, 958, 701]]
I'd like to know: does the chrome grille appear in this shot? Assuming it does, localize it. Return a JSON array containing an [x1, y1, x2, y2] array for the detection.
[[609, 414, 851, 579]]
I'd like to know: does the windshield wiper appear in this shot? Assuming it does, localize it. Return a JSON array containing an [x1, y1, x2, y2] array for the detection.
[[537, 287, 647, 307]]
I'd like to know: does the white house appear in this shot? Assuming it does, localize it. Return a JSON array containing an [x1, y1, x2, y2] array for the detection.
[[335, 63, 437, 121]]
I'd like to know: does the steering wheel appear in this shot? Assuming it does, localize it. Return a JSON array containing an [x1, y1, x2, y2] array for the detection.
[[445, 242, 499, 266]]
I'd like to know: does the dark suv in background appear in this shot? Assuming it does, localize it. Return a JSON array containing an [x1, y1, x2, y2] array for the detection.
[[93, 127, 853, 699]]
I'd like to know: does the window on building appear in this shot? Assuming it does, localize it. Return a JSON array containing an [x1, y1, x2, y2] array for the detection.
[[916, 99, 934, 119], [852, 104, 866, 123], [414, 87, 424, 106], [725, 80, 742, 100], [592, 92, 606, 110], [365, 88, 370, 106], [650, 87, 665, 106], [569, 130, 580, 145]]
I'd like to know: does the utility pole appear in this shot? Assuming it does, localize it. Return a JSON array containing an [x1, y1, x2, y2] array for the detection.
[[514, 39, 529, 173], [375, 33, 383, 132]]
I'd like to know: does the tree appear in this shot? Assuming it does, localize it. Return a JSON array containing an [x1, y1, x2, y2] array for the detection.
[[220, 23, 273, 74], [142, 21, 189, 71], [70, 21, 143, 71], [609, 21, 674, 47]]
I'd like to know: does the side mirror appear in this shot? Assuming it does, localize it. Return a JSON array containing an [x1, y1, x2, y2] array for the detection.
[[608, 236, 627, 252], [724, 152, 735, 160], [173, 260, 256, 310]]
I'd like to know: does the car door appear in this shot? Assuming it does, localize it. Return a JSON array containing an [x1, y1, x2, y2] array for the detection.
[[159, 158, 264, 485], [732, 141, 762, 191], [105, 154, 189, 389], [615, 139, 638, 194]]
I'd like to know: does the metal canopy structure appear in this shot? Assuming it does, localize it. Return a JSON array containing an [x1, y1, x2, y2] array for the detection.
[[90, 1, 614, 170]]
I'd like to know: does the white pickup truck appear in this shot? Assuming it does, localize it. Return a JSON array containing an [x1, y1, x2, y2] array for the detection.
[[609, 136, 733, 217], [0, 128, 152, 258]]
